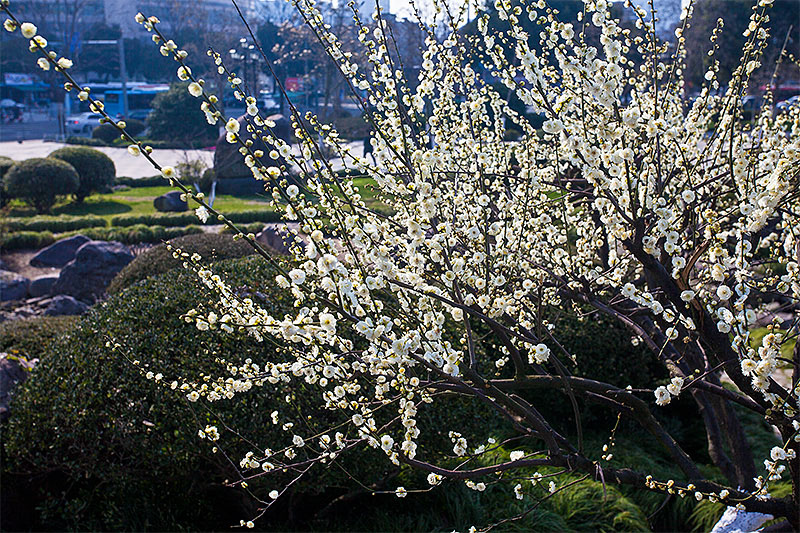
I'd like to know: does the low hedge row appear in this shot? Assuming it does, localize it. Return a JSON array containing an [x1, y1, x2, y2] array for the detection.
[[1, 225, 203, 250], [2, 215, 106, 232], [114, 175, 164, 188], [111, 209, 282, 228], [64, 136, 107, 147], [218, 221, 265, 235], [0, 231, 55, 250], [61, 224, 203, 245]]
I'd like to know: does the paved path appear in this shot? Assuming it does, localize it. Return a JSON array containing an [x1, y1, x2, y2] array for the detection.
[[0, 137, 370, 179], [0, 140, 214, 178]]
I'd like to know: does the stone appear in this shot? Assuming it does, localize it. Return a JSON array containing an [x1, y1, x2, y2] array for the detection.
[[153, 190, 188, 212], [51, 240, 134, 303], [214, 113, 291, 179], [42, 295, 89, 316], [28, 275, 58, 298], [0, 352, 36, 422], [256, 223, 303, 255], [0, 270, 29, 301], [29, 234, 90, 267]]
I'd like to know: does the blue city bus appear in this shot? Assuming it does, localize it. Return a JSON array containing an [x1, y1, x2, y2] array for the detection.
[[102, 84, 169, 119]]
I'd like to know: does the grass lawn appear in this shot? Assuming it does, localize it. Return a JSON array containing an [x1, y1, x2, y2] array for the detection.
[[4, 176, 390, 224], [5, 186, 273, 223]]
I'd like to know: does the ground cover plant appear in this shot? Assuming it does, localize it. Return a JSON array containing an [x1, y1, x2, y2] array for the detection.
[[3, 0, 799, 530]]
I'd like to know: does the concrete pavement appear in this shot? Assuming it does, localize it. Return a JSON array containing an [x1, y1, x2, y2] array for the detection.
[[0, 140, 214, 179]]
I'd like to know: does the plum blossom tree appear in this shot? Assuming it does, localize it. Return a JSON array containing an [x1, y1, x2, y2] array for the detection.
[[4, 0, 800, 529]]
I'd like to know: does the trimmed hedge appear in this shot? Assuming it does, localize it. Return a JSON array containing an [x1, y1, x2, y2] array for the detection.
[[108, 232, 257, 293], [0, 225, 202, 250], [0, 316, 78, 359], [65, 136, 107, 147], [111, 212, 196, 228], [0, 231, 55, 250], [111, 209, 282, 228], [3, 158, 79, 213], [49, 146, 116, 202], [2, 215, 106, 233], [3, 258, 395, 530], [114, 175, 164, 188], [91, 123, 120, 144], [111, 138, 213, 149], [62, 224, 202, 245], [218, 221, 265, 235], [0, 158, 16, 207]]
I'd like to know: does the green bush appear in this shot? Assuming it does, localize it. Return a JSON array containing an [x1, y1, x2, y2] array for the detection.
[[49, 146, 116, 202], [219, 221, 265, 235], [122, 118, 146, 136], [0, 230, 55, 250], [2, 257, 392, 530], [226, 209, 283, 224], [111, 212, 197, 227], [0, 157, 16, 207], [2, 215, 106, 233], [3, 158, 79, 213], [146, 83, 218, 143], [62, 224, 202, 245], [91, 123, 119, 144], [111, 209, 282, 228], [0, 316, 78, 359], [114, 175, 163, 188], [108, 232, 256, 293], [65, 136, 107, 147], [111, 138, 212, 149]]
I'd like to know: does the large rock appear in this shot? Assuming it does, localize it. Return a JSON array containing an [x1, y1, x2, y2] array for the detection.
[[0, 270, 29, 301], [0, 353, 36, 422], [214, 113, 291, 179], [51, 240, 134, 303], [28, 275, 58, 298], [256, 222, 302, 255], [42, 295, 89, 316], [153, 190, 187, 212], [29, 234, 90, 268]]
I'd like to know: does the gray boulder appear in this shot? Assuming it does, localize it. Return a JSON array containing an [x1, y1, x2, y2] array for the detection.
[[28, 275, 58, 298], [29, 234, 90, 267], [153, 190, 187, 212], [51, 240, 134, 303], [0, 353, 36, 422], [256, 223, 303, 255], [0, 270, 29, 301], [214, 113, 291, 179], [42, 295, 89, 316]]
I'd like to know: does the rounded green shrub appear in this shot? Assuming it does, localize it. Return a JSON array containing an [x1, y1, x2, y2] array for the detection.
[[0, 316, 78, 359], [2, 257, 399, 530], [48, 146, 116, 202], [3, 158, 79, 213], [122, 118, 146, 136], [91, 123, 119, 144], [107, 232, 256, 293], [0, 157, 16, 207]]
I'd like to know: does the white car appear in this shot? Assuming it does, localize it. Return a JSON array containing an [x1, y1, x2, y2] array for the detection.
[[65, 112, 103, 135]]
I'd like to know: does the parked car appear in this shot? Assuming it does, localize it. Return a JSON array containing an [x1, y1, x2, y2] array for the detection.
[[65, 112, 103, 135]]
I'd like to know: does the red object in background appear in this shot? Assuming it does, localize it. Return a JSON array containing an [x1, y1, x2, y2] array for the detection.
[[285, 77, 301, 92]]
